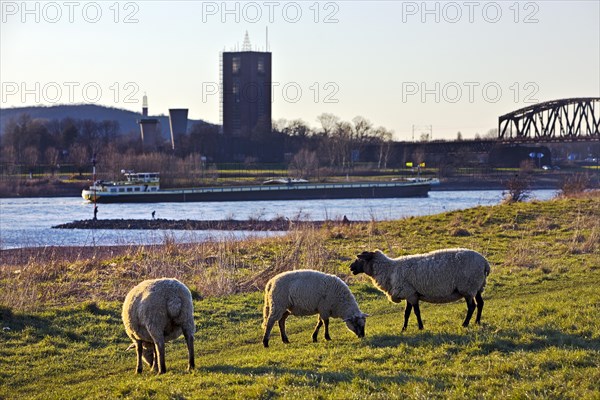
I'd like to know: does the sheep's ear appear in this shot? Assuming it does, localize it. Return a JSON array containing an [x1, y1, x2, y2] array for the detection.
[[361, 313, 370, 318], [126, 343, 136, 351], [357, 251, 374, 261]]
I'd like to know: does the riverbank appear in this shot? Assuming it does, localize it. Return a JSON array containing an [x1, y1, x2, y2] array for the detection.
[[2, 170, 595, 198], [53, 217, 357, 231], [1, 192, 599, 399]]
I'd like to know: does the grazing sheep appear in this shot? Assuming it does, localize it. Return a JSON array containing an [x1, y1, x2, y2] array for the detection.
[[262, 269, 368, 347], [350, 248, 490, 330], [122, 278, 195, 374]]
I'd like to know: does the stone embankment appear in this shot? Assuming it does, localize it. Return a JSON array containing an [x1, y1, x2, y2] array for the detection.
[[53, 217, 357, 231]]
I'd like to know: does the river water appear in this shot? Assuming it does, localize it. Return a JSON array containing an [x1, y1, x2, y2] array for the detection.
[[0, 190, 557, 250]]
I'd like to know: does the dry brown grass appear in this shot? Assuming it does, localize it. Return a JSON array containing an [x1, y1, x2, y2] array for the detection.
[[2, 191, 598, 311], [0, 223, 349, 311], [558, 173, 591, 197]]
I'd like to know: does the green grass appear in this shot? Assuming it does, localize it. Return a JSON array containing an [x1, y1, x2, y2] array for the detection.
[[1, 193, 599, 399]]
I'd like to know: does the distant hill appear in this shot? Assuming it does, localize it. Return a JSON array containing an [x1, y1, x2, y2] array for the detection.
[[0, 104, 214, 138]]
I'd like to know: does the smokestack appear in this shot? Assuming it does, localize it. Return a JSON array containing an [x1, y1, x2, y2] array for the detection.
[[142, 93, 148, 117], [168, 108, 189, 151]]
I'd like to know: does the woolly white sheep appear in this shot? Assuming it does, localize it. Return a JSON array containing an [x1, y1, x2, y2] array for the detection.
[[262, 269, 368, 347], [350, 248, 490, 330], [122, 278, 195, 374]]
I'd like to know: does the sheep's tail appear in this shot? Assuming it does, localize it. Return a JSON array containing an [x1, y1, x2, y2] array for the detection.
[[262, 281, 272, 329], [484, 261, 491, 277], [167, 296, 183, 318], [480, 259, 491, 292]]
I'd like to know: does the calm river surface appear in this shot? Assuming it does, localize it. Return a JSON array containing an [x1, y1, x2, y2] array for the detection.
[[0, 190, 557, 250]]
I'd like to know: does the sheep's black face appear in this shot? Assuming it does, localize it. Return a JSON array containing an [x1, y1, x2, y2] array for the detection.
[[351, 251, 376, 275], [350, 259, 365, 275], [345, 315, 367, 338]]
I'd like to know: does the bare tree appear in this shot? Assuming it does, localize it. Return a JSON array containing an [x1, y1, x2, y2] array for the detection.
[[283, 119, 312, 138], [44, 147, 60, 175], [483, 128, 498, 139], [69, 143, 90, 176], [0, 146, 17, 164], [316, 113, 340, 167], [352, 116, 374, 143], [289, 148, 319, 179], [374, 127, 393, 169], [332, 120, 353, 168], [23, 146, 40, 171]]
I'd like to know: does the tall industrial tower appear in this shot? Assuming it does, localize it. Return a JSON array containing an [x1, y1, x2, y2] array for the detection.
[[222, 32, 272, 138], [138, 94, 160, 151]]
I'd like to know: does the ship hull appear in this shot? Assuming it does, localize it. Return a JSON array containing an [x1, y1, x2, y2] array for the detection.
[[82, 181, 435, 204]]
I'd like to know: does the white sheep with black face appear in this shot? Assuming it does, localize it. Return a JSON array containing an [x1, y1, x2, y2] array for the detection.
[[122, 278, 195, 374], [350, 248, 490, 330], [262, 270, 368, 347]]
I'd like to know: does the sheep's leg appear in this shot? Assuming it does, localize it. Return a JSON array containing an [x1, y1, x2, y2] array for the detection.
[[150, 351, 157, 372], [323, 318, 331, 340], [323, 318, 331, 341], [402, 303, 412, 331], [312, 317, 323, 342], [154, 339, 167, 374], [278, 311, 291, 344], [475, 291, 484, 324], [182, 325, 195, 371], [462, 296, 476, 327], [135, 340, 143, 374], [148, 332, 167, 374], [412, 302, 424, 330], [262, 313, 278, 348]]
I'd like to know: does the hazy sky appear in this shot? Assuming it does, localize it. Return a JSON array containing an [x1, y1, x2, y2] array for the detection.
[[1, 1, 599, 140]]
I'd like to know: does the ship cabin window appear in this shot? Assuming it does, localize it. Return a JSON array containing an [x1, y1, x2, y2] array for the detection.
[[118, 188, 124, 192], [258, 57, 265, 74], [110, 188, 116, 193], [126, 188, 132, 192], [134, 187, 140, 192]]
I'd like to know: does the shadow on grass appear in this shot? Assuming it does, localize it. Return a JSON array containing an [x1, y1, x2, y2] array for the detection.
[[366, 331, 472, 348], [366, 326, 600, 354], [204, 364, 443, 389], [0, 303, 122, 349], [478, 327, 600, 354]]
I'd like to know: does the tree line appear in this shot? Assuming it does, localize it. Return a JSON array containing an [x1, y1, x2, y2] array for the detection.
[[0, 113, 396, 178]]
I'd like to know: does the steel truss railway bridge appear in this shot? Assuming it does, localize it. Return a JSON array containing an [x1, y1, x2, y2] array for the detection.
[[498, 97, 600, 143]]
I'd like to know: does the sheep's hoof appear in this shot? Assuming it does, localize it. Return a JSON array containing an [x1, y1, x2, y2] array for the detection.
[[312, 337, 318, 343], [324, 336, 331, 341], [262, 340, 269, 348]]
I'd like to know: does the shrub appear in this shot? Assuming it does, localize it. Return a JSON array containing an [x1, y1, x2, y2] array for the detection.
[[503, 173, 531, 203], [559, 173, 590, 197]]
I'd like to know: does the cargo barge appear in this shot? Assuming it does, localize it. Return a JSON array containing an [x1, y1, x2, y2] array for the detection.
[[82, 172, 438, 204]]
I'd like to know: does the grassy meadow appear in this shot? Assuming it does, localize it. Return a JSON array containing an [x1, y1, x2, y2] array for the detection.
[[1, 192, 599, 399]]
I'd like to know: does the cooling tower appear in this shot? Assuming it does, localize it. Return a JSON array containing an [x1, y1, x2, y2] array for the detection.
[[139, 118, 160, 151], [169, 108, 189, 150]]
